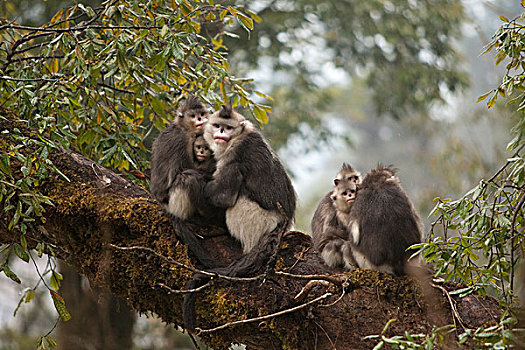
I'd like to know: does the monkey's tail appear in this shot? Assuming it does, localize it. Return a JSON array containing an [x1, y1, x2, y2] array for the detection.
[[182, 219, 289, 332], [170, 216, 220, 269], [182, 273, 209, 332]]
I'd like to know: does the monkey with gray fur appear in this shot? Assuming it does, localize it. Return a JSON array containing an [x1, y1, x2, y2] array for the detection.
[[344, 165, 423, 275], [150, 96, 222, 268], [183, 105, 296, 331], [311, 163, 361, 268]]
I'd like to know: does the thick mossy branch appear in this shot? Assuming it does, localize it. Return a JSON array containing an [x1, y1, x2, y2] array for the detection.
[[0, 112, 502, 349]]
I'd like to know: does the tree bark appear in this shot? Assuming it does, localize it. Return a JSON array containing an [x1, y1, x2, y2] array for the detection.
[[0, 113, 502, 349]]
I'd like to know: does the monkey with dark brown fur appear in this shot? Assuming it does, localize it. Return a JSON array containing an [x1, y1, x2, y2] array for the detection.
[[192, 134, 215, 174], [345, 165, 423, 275], [311, 163, 361, 268], [150, 96, 221, 268], [183, 105, 296, 331]]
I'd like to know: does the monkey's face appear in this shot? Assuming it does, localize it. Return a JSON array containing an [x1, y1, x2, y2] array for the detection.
[[187, 110, 209, 130], [194, 138, 211, 162], [335, 169, 361, 186], [331, 182, 357, 213], [206, 118, 244, 145]]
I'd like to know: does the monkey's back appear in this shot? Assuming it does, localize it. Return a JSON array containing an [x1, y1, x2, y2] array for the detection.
[[150, 124, 194, 204], [350, 181, 422, 273], [233, 131, 296, 220]]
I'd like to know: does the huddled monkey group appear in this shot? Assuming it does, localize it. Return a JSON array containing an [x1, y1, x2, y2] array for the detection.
[[311, 163, 423, 275], [150, 96, 423, 330]]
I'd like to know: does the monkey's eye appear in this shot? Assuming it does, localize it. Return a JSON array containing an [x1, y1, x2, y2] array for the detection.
[[196, 145, 202, 150], [342, 191, 347, 196], [190, 114, 195, 119], [213, 123, 220, 128], [350, 189, 356, 194], [226, 125, 233, 131], [200, 112, 206, 116]]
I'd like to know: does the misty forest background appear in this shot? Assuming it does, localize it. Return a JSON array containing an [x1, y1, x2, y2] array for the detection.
[[1, 0, 524, 349]]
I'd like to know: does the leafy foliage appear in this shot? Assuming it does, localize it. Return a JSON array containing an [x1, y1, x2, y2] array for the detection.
[[222, 0, 468, 136], [0, 0, 267, 227], [402, 8, 525, 349], [420, 11, 525, 304], [0, 0, 265, 327]]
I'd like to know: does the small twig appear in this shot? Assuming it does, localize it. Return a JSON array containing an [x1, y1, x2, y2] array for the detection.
[[288, 246, 310, 271], [196, 292, 333, 335], [320, 288, 346, 308], [509, 191, 525, 293], [108, 244, 263, 282], [158, 281, 212, 294], [0, 76, 61, 82], [274, 270, 345, 285], [294, 280, 331, 301], [97, 82, 134, 94], [313, 320, 336, 350], [0, 179, 21, 190], [430, 282, 467, 331], [188, 332, 202, 350]]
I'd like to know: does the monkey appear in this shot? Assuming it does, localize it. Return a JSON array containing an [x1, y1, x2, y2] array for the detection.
[[344, 165, 423, 275], [192, 134, 215, 173], [150, 96, 208, 215], [150, 96, 221, 268], [311, 163, 361, 268], [203, 104, 296, 255], [183, 105, 296, 331]]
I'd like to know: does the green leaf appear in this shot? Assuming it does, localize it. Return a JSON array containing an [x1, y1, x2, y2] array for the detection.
[[476, 91, 492, 103], [50, 270, 63, 290], [9, 200, 22, 230], [2, 265, 21, 284], [0, 154, 11, 176], [14, 243, 30, 263], [50, 290, 71, 322]]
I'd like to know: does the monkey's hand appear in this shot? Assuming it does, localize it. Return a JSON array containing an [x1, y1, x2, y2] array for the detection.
[[204, 164, 243, 208]]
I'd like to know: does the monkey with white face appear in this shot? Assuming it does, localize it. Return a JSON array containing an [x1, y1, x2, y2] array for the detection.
[[183, 105, 296, 331], [311, 163, 361, 268], [345, 165, 423, 275], [203, 105, 296, 256]]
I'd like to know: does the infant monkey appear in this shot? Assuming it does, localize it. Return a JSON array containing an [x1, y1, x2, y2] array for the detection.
[[311, 163, 361, 268], [193, 134, 214, 173]]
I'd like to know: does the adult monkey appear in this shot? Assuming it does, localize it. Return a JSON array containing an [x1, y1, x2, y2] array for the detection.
[[345, 165, 423, 275], [183, 104, 296, 331], [150, 96, 221, 268]]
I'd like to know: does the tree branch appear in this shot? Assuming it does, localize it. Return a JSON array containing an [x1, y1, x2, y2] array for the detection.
[[0, 112, 504, 349]]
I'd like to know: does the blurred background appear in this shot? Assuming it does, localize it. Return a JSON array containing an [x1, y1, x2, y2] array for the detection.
[[0, 0, 522, 349]]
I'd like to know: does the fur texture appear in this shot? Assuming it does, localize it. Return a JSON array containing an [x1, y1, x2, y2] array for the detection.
[[183, 106, 296, 332], [346, 165, 423, 275], [311, 163, 361, 268]]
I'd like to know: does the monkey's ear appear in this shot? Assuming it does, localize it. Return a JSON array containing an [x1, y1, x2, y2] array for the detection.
[[330, 193, 336, 201], [334, 179, 340, 186], [178, 112, 184, 118]]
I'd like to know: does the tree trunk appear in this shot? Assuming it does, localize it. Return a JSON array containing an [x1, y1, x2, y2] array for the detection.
[[56, 261, 135, 350], [0, 112, 501, 349]]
